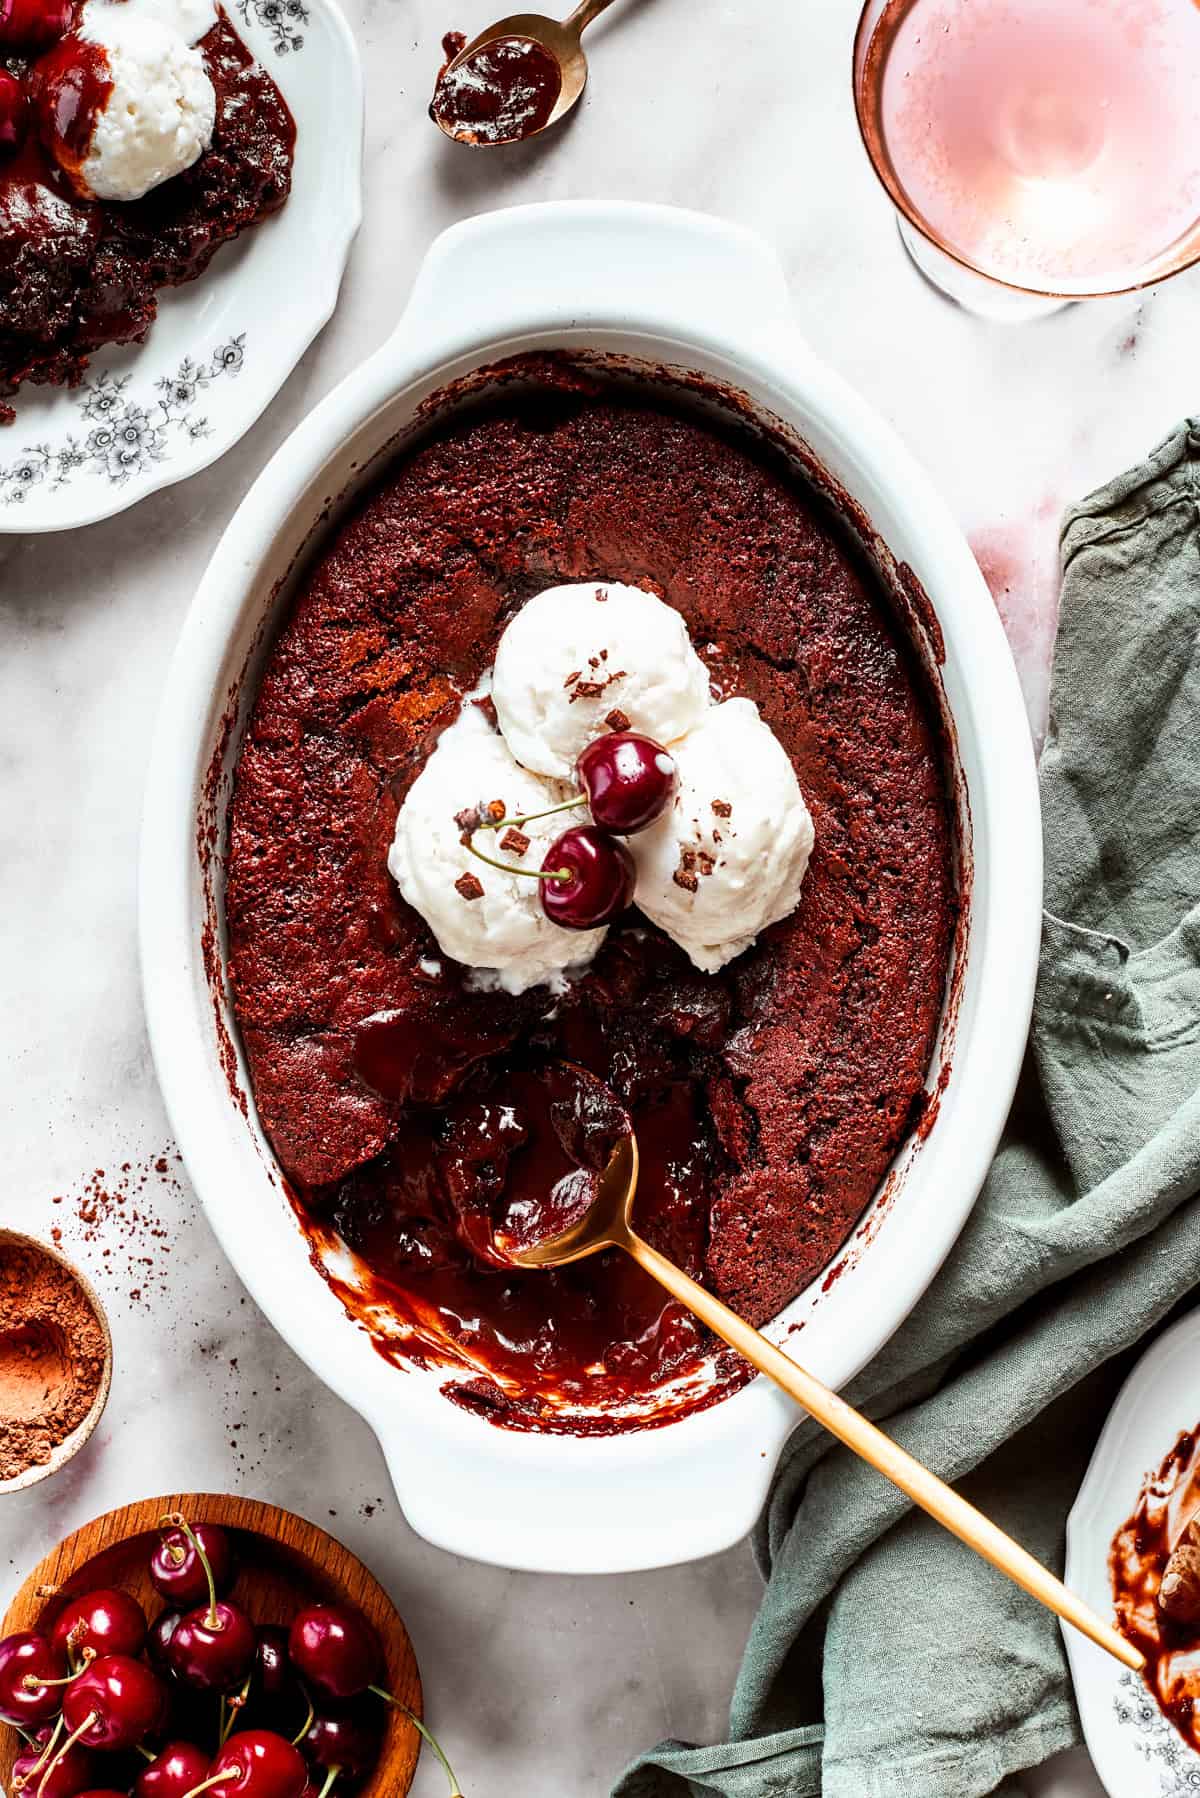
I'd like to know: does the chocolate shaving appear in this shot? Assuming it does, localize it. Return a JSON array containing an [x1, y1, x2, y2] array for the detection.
[[594, 587, 607, 601], [500, 827, 531, 856], [564, 670, 581, 688], [672, 868, 699, 892], [605, 708, 630, 731], [711, 799, 732, 818], [697, 851, 716, 876], [570, 680, 606, 701], [455, 872, 484, 901], [454, 804, 482, 836]]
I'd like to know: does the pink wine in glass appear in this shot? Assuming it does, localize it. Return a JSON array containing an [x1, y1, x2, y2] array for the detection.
[[856, 0, 1200, 296]]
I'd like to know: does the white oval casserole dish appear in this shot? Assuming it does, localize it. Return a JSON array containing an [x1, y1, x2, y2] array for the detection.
[[139, 202, 1042, 1574]]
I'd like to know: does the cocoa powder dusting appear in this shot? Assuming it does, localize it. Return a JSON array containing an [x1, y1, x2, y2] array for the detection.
[[0, 1244, 106, 1483]]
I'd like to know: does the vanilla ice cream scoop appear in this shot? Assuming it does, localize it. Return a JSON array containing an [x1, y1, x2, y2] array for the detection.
[[389, 701, 607, 994], [630, 698, 814, 973], [492, 582, 712, 779], [37, 8, 216, 204]]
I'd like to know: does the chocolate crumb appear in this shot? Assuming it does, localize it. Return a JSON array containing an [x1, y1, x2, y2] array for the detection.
[[673, 868, 699, 892], [697, 851, 716, 876], [454, 805, 482, 835], [712, 799, 732, 818], [455, 872, 485, 901], [500, 827, 531, 856], [605, 708, 630, 731], [594, 587, 607, 601], [486, 799, 507, 822], [570, 680, 606, 701], [564, 670, 581, 688]]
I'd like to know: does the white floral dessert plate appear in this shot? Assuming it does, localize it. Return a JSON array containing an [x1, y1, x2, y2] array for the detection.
[[1064, 1305, 1200, 1797], [0, 0, 362, 534]]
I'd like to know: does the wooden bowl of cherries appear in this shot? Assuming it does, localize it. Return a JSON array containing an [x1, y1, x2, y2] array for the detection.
[[0, 1494, 464, 1798]]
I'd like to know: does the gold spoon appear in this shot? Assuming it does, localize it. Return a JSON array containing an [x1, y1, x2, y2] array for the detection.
[[507, 1073, 1144, 1674], [432, 0, 619, 146]]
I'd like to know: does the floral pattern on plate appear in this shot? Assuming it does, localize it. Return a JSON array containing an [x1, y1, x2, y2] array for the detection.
[[0, 339, 248, 505], [1113, 1669, 1200, 1795], [237, 0, 309, 54]]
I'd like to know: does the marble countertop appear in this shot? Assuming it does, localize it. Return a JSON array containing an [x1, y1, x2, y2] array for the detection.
[[5, 0, 1197, 1791]]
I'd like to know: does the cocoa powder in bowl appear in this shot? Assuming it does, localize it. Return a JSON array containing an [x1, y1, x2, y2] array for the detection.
[[0, 1237, 109, 1486]]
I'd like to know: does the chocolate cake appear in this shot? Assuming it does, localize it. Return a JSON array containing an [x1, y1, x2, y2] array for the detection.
[[226, 368, 958, 1432], [0, 12, 294, 423]]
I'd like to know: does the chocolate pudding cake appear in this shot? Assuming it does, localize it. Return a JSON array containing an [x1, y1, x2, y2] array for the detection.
[[226, 365, 958, 1433], [0, 8, 294, 423]]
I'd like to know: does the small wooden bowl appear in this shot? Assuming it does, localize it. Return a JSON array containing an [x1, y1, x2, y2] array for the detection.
[[0, 1493, 422, 1795], [0, 1228, 113, 1495]]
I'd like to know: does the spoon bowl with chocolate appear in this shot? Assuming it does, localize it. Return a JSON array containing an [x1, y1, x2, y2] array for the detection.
[[431, 0, 616, 146], [0, 1229, 112, 1496], [502, 1064, 1143, 1672]]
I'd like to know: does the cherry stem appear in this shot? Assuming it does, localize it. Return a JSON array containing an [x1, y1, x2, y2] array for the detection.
[[181, 1773, 238, 1798], [13, 1713, 62, 1791], [290, 1692, 315, 1749], [369, 1688, 464, 1797], [478, 794, 585, 832], [219, 1668, 254, 1749], [36, 1711, 95, 1798], [162, 1511, 219, 1629], [466, 835, 569, 883], [23, 1651, 93, 1688], [137, 1743, 157, 1762], [316, 1769, 339, 1798]]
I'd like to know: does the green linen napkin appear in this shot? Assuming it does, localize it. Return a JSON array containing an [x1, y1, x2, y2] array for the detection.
[[615, 420, 1200, 1798]]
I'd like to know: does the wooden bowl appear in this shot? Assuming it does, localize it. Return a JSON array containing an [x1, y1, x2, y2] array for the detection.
[[0, 1228, 113, 1495], [0, 1493, 422, 1795]]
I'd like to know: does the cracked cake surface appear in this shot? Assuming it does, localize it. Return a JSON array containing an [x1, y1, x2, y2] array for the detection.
[[226, 370, 957, 1432]]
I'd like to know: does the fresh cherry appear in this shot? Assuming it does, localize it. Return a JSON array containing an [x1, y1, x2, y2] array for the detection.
[[577, 732, 677, 834], [148, 1610, 183, 1673], [300, 1701, 382, 1780], [51, 1588, 148, 1665], [245, 1624, 306, 1731], [0, 0, 74, 50], [150, 1520, 234, 1608], [287, 1605, 379, 1703], [0, 1629, 68, 1725], [0, 70, 27, 157], [61, 1653, 166, 1751], [188, 1729, 309, 1798], [135, 1741, 212, 1798], [11, 1733, 96, 1797], [168, 1600, 256, 1693], [540, 825, 634, 930]]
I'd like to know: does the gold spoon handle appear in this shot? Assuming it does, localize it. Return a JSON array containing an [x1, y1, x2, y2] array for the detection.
[[563, 0, 620, 35], [626, 1231, 1143, 1674]]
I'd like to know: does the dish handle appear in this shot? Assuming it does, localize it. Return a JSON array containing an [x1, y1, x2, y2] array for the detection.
[[396, 200, 801, 359]]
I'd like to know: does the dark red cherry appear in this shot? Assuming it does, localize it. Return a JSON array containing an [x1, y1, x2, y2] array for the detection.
[[62, 1653, 166, 1751], [0, 0, 74, 50], [12, 1734, 96, 1797], [287, 1604, 379, 1702], [0, 70, 27, 156], [577, 732, 678, 834], [0, 1629, 67, 1725], [51, 1588, 148, 1664], [300, 1700, 383, 1779], [147, 1609, 183, 1673], [540, 825, 634, 930], [201, 1729, 309, 1797], [134, 1740, 212, 1798], [168, 1599, 256, 1692], [150, 1522, 234, 1607]]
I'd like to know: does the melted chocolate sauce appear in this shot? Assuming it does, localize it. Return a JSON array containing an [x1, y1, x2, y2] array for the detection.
[[430, 30, 562, 144], [1111, 1425, 1200, 1751]]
